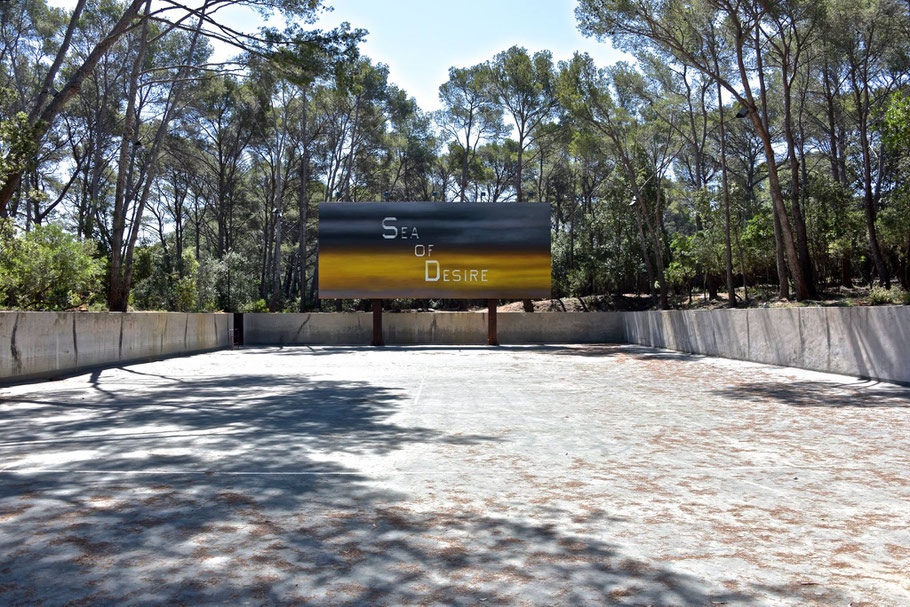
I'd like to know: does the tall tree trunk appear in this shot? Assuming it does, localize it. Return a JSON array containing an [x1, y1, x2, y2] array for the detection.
[[108, 1, 151, 311], [772, 206, 790, 299], [459, 128, 471, 202], [781, 71, 816, 297], [298, 91, 310, 312], [857, 97, 890, 288], [516, 130, 524, 203], [109, 0, 207, 310], [633, 204, 657, 306], [822, 60, 843, 186], [270, 210, 282, 311], [747, 30, 808, 300], [517, 128, 534, 312], [628, 169, 668, 309], [342, 97, 360, 201], [716, 79, 735, 306]]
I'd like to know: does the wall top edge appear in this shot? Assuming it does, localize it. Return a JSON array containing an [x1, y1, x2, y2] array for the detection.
[[0, 311, 232, 315]]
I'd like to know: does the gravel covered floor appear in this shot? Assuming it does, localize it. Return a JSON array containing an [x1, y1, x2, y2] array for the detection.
[[1, 344, 908, 606]]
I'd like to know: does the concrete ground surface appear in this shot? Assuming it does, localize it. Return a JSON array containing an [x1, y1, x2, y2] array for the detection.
[[0, 345, 908, 606]]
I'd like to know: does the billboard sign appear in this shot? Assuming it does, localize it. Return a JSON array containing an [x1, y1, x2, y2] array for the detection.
[[318, 202, 551, 299]]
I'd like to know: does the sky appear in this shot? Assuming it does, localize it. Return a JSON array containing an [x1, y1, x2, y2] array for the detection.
[[47, 0, 632, 113], [301, 0, 631, 111]]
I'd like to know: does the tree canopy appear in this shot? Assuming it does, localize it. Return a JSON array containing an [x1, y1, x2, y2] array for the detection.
[[1, 0, 908, 312]]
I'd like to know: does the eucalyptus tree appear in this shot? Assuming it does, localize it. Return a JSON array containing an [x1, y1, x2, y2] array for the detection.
[[63, 0, 136, 242], [755, 0, 824, 295], [828, 0, 909, 288], [435, 64, 505, 201], [576, 0, 815, 299], [189, 75, 257, 263], [558, 53, 672, 308], [0, 0, 333, 216], [0, 0, 145, 217], [335, 57, 388, 201], [269, 23, 362, 309], [632, 52, 733, 304], [317, 57, 388, 202], [383, 87, 437, 201], [433, 147, 458, 202], [149, 135, 201, 278], [247, 59, 299, 309], [486, 46, 558, 203], [106, 1, 215, 311], [0, 0, 75, 225], [475, 140, 517, 202], [485, 46, 558, 311], [883, 89, 910, 287]]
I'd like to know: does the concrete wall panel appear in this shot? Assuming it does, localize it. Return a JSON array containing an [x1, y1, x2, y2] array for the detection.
[[827, 306, 910, 382], [799, 308, 829, 372], [1, 311, 233, 383], [499, 312, 624, 344], [160, 313, 188, 356], [244, 311, 625, 346], [73, 313, 122, 369], [747, 308, 800, 367], [119, 313, 164, 362], [385, 313, 487, 345], [243, 312, 371, 345], [646, 311, 662, 348], [705, 309, 749, 360], [622, 306, 909, 385], [0, 312, 75, 378], [0, 312, 17, 378]]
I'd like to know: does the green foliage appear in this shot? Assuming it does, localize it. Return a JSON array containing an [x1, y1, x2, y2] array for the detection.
[[242, 299, 270, 313], [883, 90, 910, 151], [213, 250, 261, 312], [130, 245, 218, 312], [666, 234, 696, 289], [868, 286, 908, 306], [0, 220, 103, 310], [740, 210, 777, 276], [0, 108, 36, 187], [5, 0, 910, 311]]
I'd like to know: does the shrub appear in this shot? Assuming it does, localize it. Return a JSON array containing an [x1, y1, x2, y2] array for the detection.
[[0, 221, 103, 310], [241, 298, 270, 313], [868, 286, 906, 306]]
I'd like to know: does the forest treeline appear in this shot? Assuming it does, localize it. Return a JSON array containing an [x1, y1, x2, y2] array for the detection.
[[1, 0, 909, 313]]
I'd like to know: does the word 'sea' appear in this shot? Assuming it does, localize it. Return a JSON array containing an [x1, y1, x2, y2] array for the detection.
[[381, 217, 419, 240]]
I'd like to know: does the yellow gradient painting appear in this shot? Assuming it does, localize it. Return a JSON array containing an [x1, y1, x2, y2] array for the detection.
[[318, 202, 551, 298]]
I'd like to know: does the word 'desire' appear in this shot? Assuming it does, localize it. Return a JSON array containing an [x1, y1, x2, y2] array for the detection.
[[318, 202, 551, 299]]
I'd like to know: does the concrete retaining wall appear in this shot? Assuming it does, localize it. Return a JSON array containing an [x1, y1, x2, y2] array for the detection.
[[243, 312, 626, 346], [498, 312, 624, 344], [243, 312, 373, 345], [4, 307, 905, 385], [0, 312, 233, 383], [623, 307, 910, 385]]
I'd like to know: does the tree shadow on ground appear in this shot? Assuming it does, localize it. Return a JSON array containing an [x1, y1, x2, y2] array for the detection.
[[0, 374, 492, 455], [245, 344, 678, 360], [711, 379, 910, 409], [534, 344, 705, 361], [0, 368, 843, 605]]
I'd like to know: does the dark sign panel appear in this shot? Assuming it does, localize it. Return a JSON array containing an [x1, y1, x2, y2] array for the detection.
[[318, 202, 551, 298]]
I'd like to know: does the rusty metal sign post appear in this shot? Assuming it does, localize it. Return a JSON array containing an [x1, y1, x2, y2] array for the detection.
[[372, 299, 384, 347], [487, 299, 498, 346]]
